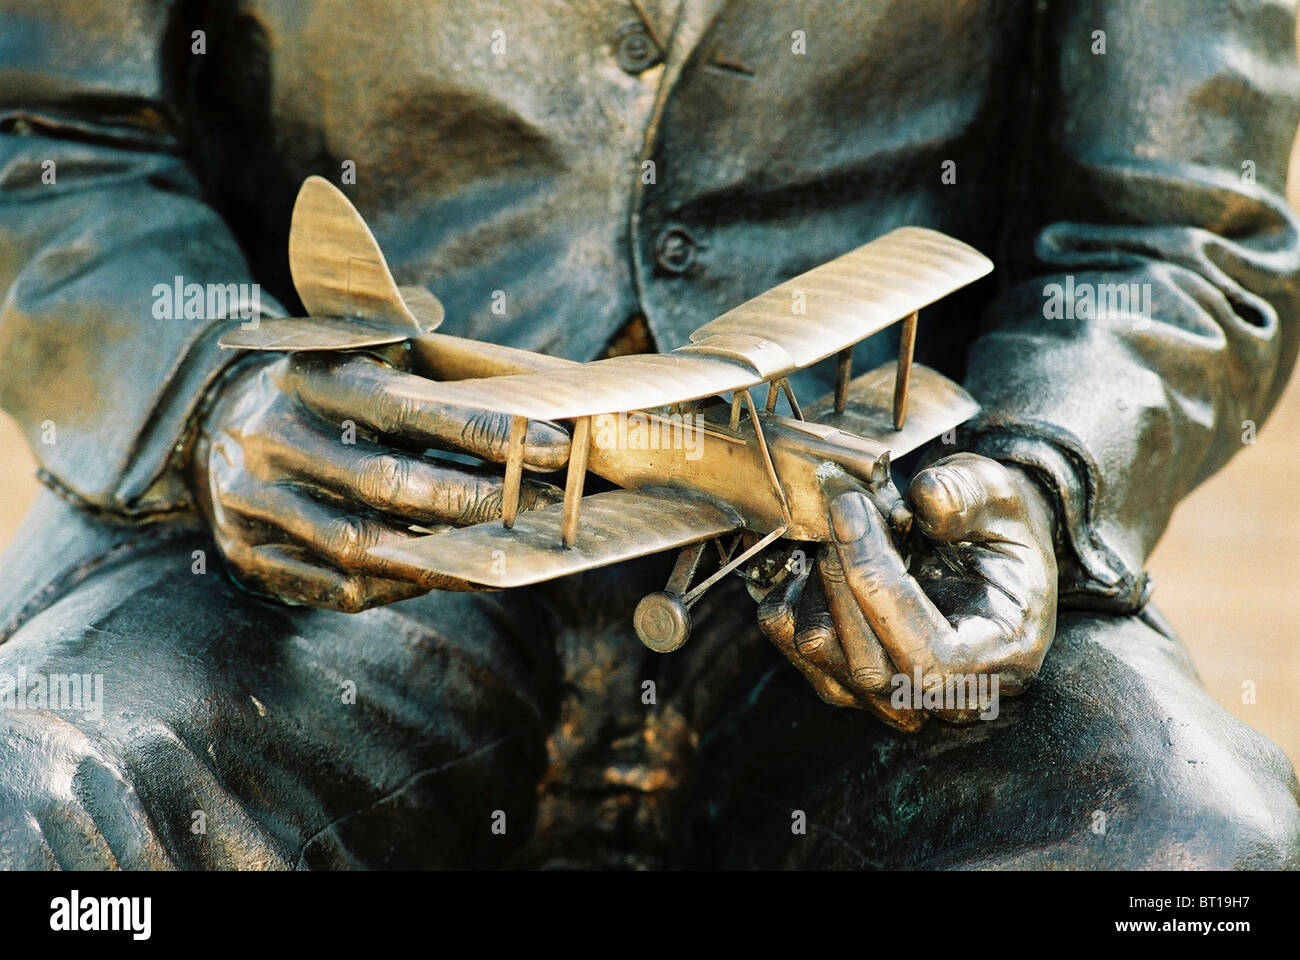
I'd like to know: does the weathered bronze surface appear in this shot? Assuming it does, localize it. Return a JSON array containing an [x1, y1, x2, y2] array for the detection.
[[0, 0, 1298, 869], [225, 177, 993, 652]]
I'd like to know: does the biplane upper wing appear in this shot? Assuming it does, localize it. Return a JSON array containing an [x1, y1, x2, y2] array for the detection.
[[682, 227, 991, 371], [372, 487, 742, 588], [358, 227, 991, 420]]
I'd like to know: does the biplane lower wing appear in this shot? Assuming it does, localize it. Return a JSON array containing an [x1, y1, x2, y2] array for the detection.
[[372, 487, 743, 589], [807, 361, 980, 456]]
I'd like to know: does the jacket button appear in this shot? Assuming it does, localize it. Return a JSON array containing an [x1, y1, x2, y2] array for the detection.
[[655, 228, 698, 274], [616, 23, 661, 74]]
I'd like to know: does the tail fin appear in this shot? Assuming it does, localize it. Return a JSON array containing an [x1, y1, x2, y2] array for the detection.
[[288, 175, 443, 332], [219, 177, 443, 352]]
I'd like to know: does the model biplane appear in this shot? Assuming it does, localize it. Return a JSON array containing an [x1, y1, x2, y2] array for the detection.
[[221, 177, 992, 651]]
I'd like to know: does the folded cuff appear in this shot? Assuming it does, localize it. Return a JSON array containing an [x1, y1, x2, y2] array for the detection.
[[961, 422, 1152, 614]]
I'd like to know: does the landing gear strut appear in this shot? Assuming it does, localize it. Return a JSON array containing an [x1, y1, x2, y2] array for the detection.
[[632, 526, 789, 653]]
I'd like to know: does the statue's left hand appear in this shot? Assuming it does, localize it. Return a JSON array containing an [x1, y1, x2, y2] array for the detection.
[[758, 453, 1057, 731]]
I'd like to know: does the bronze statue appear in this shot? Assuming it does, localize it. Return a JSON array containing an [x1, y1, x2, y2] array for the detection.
[[0, 0, 1297, 869], [225, 175, 1002, 659]]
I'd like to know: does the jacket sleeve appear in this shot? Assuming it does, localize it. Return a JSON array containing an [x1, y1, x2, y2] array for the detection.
[[0, 0, 282, 516], [961, 0, 1300, 612]]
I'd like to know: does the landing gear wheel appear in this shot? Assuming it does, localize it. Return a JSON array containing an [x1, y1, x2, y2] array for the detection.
[[633, 591, 691, 653]]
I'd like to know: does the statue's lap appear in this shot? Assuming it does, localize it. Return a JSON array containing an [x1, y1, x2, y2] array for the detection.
[[0, 492, 1295, 868]]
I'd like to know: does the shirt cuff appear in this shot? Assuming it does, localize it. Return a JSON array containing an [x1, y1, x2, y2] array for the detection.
[[960, 424, 1152, 614]]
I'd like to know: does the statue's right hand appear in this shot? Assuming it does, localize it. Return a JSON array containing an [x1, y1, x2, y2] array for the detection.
[[191, 352, 569, 612]]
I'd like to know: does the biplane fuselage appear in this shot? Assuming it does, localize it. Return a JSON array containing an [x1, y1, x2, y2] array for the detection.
[[584, 403, 896, 542]]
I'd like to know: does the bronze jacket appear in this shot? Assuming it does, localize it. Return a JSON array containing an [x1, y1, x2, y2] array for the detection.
[[1, 0, 1298, 612]]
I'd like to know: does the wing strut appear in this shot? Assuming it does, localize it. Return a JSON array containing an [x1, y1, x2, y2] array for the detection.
[[681, 524, 789, 606], [834, 348, 853, 414], [763, 378, 804, 419], [501, 415, 527, 528], [742, 390, 793, 527], [561, 416, 592, 548], [665, 541, 708, 595], [780, 378, 803, 420], [893, 310, 918, 429]]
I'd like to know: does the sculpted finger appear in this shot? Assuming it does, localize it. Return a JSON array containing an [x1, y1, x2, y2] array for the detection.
[[908, 453, 1022, 544], [819, 546, 894, 695], [910, 457, 1057, 689], [263, 416, 563, 524], [792, 570, 853, 681], [759, 570, 858, 708], [830, 490, 956, 677], [223, 541, 427, 613], [287, 353, 570, 470], [956, 610, 1048, 695], [219, 479, 439, 585], [856, 690, 927, 733], [835, 489, 1049, 701], [756, 565, 805, 648]]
